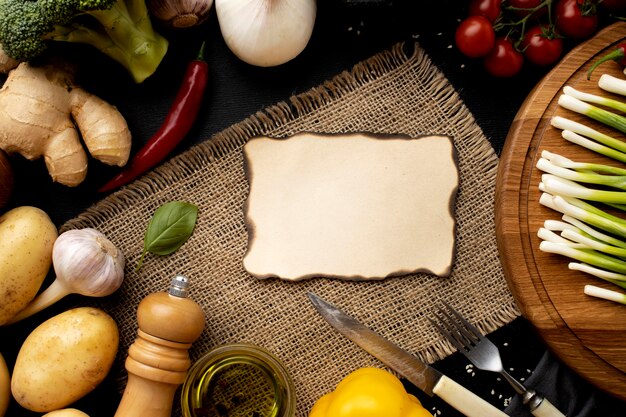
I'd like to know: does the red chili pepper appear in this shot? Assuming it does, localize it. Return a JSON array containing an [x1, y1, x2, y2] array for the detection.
[[587, 42, 626, 80], [98, 42, 209, 192]]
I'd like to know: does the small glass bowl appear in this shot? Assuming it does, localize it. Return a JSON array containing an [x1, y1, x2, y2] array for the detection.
[[181, 343, 296, 417]]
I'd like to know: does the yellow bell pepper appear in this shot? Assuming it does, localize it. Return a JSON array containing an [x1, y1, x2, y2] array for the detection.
[[309, 367, 432, 417]]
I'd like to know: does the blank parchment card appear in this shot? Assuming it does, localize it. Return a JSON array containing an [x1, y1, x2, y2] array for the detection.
[[242, 133, 459, 281]]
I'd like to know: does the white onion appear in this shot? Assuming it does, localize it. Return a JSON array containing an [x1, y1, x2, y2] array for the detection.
[[215, 0, 316, 67]]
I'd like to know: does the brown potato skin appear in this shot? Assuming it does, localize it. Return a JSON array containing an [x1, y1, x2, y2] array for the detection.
[[11, 307, 119, 412], [0, 206, 57, 325]]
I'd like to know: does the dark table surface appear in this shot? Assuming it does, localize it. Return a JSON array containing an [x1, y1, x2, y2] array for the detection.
[[1, 1, 625, 416]]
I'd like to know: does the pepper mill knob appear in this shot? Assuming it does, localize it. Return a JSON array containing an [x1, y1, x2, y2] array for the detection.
[[114, 275, 205, 417]]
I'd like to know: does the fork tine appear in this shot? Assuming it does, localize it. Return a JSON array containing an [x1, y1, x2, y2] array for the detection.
[[427, 312, 468, 353], [437, 304, 479, 348], [441, 301, 485, 343]]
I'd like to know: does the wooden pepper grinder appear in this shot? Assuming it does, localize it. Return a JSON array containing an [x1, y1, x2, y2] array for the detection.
[[114, 274, 205, 417]]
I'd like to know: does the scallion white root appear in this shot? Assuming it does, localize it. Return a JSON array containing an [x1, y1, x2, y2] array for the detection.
[[563, 86, 626, 114], [541, 174, 626, 204], [539, 193, 626, 238], [584, 284, 626, 305], [551, 116, 626, 153], [558, 94, 626, 134], [571, 263, 626, 282], [599, 74, 626, 97], [540, 241, 626, 274], [537, 157, 626, 189], [541, 150, 626, 173]]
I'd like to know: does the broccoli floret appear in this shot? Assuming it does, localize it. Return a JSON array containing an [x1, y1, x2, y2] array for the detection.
[[0, 0, 168, 83]]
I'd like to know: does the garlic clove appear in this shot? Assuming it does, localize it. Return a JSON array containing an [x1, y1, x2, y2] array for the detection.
[[149, 0, 214, 28], [215, 0, 317, 67]]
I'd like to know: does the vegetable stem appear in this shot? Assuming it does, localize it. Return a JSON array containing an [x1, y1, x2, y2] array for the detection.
[[558, 94, 626, 134], [540, 240, 626, 275], [564, 86, 626, 114], [541, 173, 626, 204], [551, 116, 626, 154]]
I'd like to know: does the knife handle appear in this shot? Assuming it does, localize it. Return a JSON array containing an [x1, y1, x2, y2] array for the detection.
[[432, 375, 508, 417], [530, 397, 566, 417]]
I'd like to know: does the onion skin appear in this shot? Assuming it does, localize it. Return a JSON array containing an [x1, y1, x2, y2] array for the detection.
[[0, 150, 13, 209], [149, 0, 214, 28], [216, 0, 317, 67]]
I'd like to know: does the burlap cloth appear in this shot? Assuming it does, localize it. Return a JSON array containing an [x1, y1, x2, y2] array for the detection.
[[64, 42, 520, 416]]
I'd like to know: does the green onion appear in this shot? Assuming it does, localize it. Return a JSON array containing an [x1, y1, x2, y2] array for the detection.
[[541, 174, 626, 204], [542, 81, 626, 301], [537, 157, 626, 189], [560, 215, 626, 249], [537, 226, 586, 247], [599, 74, 626, 97], [561, 228, 626, 258], [563, 86, 626, 114], [558, 94, 626, 134], [550, 117, 626, 163], [572, 263, 626, 282], [541, 150, 626, 174], [584, 284, 626, 304], [561, 131, 626, 163], [551, 117, 626, 153], [540, 241, 626, 274], [539, 193, 626, 239]]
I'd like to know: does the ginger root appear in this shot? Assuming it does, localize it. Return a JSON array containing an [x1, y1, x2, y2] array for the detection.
[[0, 62, 131, 186], [0, 43, 19, 74]]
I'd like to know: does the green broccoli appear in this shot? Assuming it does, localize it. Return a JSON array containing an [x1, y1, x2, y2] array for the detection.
[[0, 0, 169, 83]]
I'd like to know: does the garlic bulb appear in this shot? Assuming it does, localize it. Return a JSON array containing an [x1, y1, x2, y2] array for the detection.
[[8, 228, 125, 324], [215, 0, 317, 67], [149, 0, 214, 28]]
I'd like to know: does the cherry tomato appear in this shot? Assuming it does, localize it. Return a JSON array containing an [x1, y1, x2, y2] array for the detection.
[[455, 16, 496, 58], [468, 0, 502, 23], [555, 0, 599, 39], [521, 25, 563, 66], [508, 0, 546, 18], [483, 37, 524, 77]]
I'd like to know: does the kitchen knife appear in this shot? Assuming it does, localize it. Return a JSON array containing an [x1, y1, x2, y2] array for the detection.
[[308, 292, 508, 417]]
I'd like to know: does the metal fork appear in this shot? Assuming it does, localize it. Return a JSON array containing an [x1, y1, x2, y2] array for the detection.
[[429, 302, 566, 417]]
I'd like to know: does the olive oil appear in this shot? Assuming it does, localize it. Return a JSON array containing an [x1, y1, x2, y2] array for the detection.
[[182, 344, 295, 417]]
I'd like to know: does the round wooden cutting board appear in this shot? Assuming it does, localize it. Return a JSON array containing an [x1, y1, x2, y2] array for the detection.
[[496, 22, 626, 401]]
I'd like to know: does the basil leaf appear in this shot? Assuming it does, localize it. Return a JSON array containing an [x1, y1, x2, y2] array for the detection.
[[137, 201, 198, 270]]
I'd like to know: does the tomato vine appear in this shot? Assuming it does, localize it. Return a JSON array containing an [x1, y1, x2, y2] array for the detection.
[[456, 0, 624, 78]]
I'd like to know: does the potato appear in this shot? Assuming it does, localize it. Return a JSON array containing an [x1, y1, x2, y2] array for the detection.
[[43, 409, 90, 417], [11, 307, 119, 412], [0, 206, 57, 325], [0, 352, 9, 417]]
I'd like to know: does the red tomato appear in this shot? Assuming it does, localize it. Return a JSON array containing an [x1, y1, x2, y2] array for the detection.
[[508, 0, 546, 18], [468, 0, 502, 23], [455, 16, 496, 58], [555, 0, 599, 39], [483, 37, 524, 77], [521, 25, 563, 66]]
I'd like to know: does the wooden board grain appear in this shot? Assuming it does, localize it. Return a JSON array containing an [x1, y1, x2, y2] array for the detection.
[[496, 22, 626, 401]]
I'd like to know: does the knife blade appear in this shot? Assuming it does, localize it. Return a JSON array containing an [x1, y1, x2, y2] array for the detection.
[[308, 292, 508, 417]]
